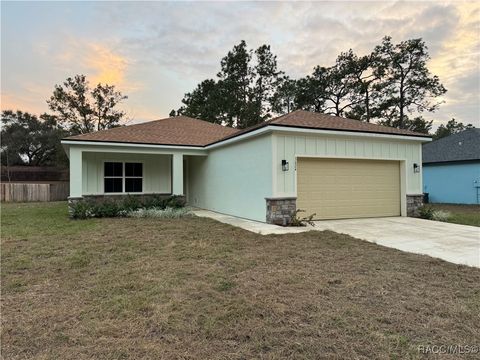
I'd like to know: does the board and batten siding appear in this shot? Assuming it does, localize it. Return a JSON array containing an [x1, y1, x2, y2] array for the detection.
[[81, 152, 172, 195], [188, 134, 273, 222], [273, 132, 423, 197]]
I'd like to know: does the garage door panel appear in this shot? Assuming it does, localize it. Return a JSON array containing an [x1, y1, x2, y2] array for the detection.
[[297, 158, 400, 220]]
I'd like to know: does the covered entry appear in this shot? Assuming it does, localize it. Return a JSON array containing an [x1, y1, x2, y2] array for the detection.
[[297, 158, 401, 220]]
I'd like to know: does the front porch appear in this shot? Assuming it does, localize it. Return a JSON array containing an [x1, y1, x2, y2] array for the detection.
[[66, 144, 207, 203]]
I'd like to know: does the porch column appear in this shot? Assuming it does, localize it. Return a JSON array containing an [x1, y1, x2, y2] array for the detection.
[[172, 153, 184, 195], [69, 147, 83, 198]]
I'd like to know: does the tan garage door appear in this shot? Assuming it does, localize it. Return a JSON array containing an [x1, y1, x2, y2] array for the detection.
[[297, 158, 400, 220]]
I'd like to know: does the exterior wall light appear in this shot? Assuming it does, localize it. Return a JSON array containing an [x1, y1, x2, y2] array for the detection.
[[281, 159, 289, 171], [413, 163, 420, 173]]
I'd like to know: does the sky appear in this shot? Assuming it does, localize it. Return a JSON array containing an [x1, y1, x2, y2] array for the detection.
[[1, 1, 479, 129]]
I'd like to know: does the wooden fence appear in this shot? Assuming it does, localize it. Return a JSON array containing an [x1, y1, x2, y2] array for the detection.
[[0, 182, 69, 202]]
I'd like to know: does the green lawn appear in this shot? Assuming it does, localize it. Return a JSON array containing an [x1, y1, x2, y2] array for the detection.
[[2, 202, 479, 359], [429, 203, 480, 227]]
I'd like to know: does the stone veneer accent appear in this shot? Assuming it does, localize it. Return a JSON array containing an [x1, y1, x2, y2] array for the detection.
[[266, 197, 297, 226], [67, 193, 180, 217], [406, 194, 423, 217]]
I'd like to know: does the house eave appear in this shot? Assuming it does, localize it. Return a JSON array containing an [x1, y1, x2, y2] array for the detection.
[[61, 124, 432, 153], [423, 159, 480, 166], [61, 139, 207, 151]]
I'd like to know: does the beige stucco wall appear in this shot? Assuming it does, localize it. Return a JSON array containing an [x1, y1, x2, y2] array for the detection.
[[82, 152, 172, 195], [273, 132, 423, 198]]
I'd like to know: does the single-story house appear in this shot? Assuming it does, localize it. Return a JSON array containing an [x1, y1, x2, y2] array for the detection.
[[61, 110, 431, 224], [423, 128, 480, 204]]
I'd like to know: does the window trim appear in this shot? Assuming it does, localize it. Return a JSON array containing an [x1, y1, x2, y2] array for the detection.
[[103, 160, 144, 194]]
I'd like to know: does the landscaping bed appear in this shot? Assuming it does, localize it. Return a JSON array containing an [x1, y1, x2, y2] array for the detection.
[[2, 202, 479, 359]]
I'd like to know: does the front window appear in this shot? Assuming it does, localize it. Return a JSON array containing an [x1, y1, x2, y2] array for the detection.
[[125, 162, 143, 192], [104, 162, 143, 193]]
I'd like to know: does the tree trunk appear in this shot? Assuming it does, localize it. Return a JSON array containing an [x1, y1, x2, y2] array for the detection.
[[365, 89, 370, 122], [399, 71, 405, 128]]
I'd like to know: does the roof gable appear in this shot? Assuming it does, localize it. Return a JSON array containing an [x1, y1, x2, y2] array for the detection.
[[423, 128, 480, 163]]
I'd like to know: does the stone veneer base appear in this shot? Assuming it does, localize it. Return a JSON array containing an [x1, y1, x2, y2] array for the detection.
[[265, 197, 297, 226], [406, 194, 423, 217]]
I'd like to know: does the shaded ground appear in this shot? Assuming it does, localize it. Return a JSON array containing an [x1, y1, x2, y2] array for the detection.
[[429, 203, 480, 227], [2, 202, 480, 359]]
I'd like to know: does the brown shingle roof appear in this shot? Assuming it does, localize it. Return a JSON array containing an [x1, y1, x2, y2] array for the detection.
[[64, 110, 430, 148], [64, 116, 239, 147], [270, 110, 431, 137], [212, 110, 431, 144]]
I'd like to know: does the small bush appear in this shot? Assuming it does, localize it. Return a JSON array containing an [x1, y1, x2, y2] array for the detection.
[[432, 210, 451, 222], [93, 200, 124, 218], [419, 206, 452, 222], [127, 207, 191, 219], [142, 194, 166, 209], [70, 195, 186, 219], [164, 195, 186, 209], [419, 205, 434, 220], [70, 201, 94, 219], [123, 195, 142, 212], [290, 209, 316, 227]]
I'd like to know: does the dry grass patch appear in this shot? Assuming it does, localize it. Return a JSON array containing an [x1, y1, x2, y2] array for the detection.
[[2, 202, 479, 359]]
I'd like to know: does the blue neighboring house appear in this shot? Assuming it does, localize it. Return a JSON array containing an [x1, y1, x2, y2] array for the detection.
[[422, 128, 480, 204]]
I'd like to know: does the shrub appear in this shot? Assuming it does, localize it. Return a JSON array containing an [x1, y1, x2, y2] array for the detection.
[[290, 209, 316, 227], [432, 210, 451, 222], [93, 200, 123, 218], [70, 195, 186, 219], [127, 207, 191, 219], [70, 201, 94, 219], [419, 205, 434, 220], [419, 206, 452, 222], [164, 195, 186, 209], [123, 195, 142, 212], [142, 194, 167, 209]]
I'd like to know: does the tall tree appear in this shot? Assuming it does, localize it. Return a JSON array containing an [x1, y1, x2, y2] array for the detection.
[[294, 67, 329, 113], [179, 41, 285, 128], [253, 45, 284, 120], [433, 118, 474, 139], [322, 53, 360, 117], [271, 77, 297, 114], [47, 74, 127, 134], [374, 36, 446, 129], [216, 40, 253, 128], [178, 79, 224, 124], [1, 110, 68, 166], [178, 37, 446, 133], [342, 50, 384, 122]]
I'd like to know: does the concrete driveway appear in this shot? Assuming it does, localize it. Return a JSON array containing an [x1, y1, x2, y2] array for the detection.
[[313, 217, 480, 268], [193, 209, 479, 268]]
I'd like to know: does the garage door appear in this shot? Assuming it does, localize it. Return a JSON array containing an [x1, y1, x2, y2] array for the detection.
[[297, 158, 400, 220]]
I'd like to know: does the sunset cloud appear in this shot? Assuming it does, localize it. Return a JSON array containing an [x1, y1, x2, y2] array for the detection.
[[49, 39, 139, 92], [86, 44, 129, 87], [1, 1, 479, 128]]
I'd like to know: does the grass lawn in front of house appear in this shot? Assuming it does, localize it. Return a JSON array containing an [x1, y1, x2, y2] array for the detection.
[[428, 203, 480, 227], [2, 202, 479, 359]]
